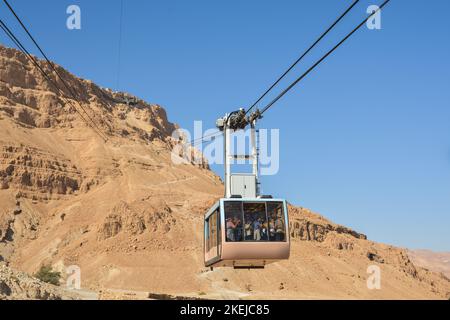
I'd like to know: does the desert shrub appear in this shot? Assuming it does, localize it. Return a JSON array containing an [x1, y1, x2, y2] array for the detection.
[[34, 265, 61, 286]]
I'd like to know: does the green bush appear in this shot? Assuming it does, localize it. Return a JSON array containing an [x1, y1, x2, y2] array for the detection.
[[34, 265, 61, 286]]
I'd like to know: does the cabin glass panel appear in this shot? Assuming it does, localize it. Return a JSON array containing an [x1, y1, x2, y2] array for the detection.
[[205, 208, 219, 259], [224, 201, 243, 242], [243, 202, 269, 241], [267, 202, 287, 241], [224, 200, 287, 242]]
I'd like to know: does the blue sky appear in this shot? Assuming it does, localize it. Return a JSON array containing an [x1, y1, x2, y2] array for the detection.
[[1, 0, 449, 251]]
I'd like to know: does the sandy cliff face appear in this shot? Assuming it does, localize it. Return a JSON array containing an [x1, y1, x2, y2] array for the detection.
[[0, 44, 448, 300]]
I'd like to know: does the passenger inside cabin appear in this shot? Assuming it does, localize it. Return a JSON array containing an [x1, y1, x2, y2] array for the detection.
[[244, 220, 252, 240], [226, 217, 236, 242], [269, 218, 276, 241], [275, 214, 285, 241], [252, 218, 261, 241], [234, 217, 243, 241], [261, 221, 268, 240]]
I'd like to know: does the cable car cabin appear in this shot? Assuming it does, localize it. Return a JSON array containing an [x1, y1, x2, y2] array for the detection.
[[204, 111, 290, 268], [204, 198, 290, 269]]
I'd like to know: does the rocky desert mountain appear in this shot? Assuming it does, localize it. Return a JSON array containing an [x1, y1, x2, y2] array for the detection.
[[0, 44, 449, 300], [409, 250, 450, 279]]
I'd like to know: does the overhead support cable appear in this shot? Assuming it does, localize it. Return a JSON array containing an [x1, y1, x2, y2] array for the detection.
[[259, 0, 391, 116], [0, 19, 108, 141], [185, 131, 222, 147], [2, 0, 108, 141], [246, 0, 361, 115]]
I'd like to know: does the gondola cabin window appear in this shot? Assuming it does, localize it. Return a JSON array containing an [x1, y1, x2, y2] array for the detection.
[[224, 201, 243, 242], [224, 201, 287, 242], [267, 201, 286, 241], [244, 202, 268, 241], [205, 209, 219, 259]]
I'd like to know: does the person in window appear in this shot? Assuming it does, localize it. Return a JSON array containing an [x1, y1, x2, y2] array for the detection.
[[253, 218, 261, 241], [275, 215, 285, 241], [234, 217, 243, 241], [269, 219, 276, 241], [244, 220, 253, 240], [261, 221, 268, 240], [226, 217, 236, 241]]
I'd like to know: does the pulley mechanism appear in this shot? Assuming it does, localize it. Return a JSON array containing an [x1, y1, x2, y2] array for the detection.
[[216, 108, 262, 132]]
